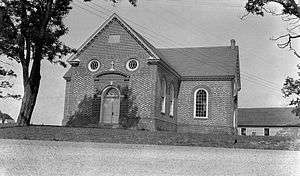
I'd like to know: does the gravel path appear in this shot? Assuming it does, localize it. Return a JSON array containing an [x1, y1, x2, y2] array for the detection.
[[0, 139, 299, 176]]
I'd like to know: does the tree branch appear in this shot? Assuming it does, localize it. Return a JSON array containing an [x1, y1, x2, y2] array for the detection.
[[271, 34, 300, 57], [245, 0, 300, 57]]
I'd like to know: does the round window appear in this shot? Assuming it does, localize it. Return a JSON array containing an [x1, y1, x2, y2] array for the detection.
[[88, 60, 100, 72], [126, 59, 139, 71]]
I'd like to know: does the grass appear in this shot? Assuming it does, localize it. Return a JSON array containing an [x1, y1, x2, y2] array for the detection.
[[0, 125, 299, 150]]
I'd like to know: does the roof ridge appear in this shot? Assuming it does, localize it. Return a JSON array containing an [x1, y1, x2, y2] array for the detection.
[[238, 107, 294, 110], [157, 46, 235, 50]]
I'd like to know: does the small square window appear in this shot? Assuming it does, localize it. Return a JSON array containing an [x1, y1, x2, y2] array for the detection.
[[108, 35, 120, 43], [264, 128, 269, 136], [241, 128, 246, 136]]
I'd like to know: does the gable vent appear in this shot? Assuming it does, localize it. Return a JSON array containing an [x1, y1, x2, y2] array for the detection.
[[108, 35, 120, 43]]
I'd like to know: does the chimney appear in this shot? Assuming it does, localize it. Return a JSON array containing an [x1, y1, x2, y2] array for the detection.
[[230, 39, 236, 49]]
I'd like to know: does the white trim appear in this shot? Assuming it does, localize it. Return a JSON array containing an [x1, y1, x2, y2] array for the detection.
[[193, 88, 208, 119], [161, 79, 166, 113], [88, 60, 100, 72], [126, 58, 139, 71], [169, 84, 174, 117]]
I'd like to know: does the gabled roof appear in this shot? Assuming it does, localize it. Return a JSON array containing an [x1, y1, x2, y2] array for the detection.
[[238, 107, 300, 127], [68, 13, 162, 63], [65, 13, 240, 83], [158, 46, 238, 77]]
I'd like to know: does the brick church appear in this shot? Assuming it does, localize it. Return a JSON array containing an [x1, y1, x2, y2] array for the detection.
[[62, 13, 241, 134]]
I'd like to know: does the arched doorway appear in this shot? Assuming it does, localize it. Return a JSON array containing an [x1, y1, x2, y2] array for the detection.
[[100, 87, 120, 125]]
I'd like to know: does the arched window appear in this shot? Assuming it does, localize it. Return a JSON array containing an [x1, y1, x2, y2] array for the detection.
[[194, 89, 208, 118], [161, 79, 166, 113], [169, 84, 175, 117]]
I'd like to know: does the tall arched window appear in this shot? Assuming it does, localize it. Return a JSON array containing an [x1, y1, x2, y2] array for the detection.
[[169, 84, 175, 117], [161, 79, 166, 113], [194, 89, 208, 118]]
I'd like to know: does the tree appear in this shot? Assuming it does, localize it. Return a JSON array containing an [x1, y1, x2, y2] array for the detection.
[[244, 0, 300, 116], [244, 0, 300, 57], [0, 0, 137, 126]]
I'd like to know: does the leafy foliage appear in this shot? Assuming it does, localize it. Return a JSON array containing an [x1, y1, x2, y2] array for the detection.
[[84, 0, 137, 6], [282, 74, 300, 115], [0, 65, 20, 99], [67, 86, 140, 128], [119, 86, 140, 129], [66, 95, 98, 127], [245, 0, 299, 17]]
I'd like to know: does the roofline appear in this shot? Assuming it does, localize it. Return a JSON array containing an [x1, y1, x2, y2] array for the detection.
[[181, 75, 235, 81], [158, 46, 235, 50], [147, 57, 181, 79], [238, 125, 300, 128], [238, 107, 294, 110], [67, 14, 115, 62], [67, 13, 162, 63]]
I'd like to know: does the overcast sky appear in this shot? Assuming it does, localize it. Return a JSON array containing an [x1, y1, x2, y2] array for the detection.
[[1, 0, 299, 125]]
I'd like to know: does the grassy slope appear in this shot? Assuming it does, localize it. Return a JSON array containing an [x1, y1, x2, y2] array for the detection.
[[0, 125, 298, 150]]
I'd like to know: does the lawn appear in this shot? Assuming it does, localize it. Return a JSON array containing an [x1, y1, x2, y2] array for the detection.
[[0, 125, 299, 150]]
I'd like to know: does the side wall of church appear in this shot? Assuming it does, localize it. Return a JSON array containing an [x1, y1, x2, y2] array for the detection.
[[153, 65, 180, 132], [177, 80, 235, 134]]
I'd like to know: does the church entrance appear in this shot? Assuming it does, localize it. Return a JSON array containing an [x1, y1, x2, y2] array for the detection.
[[101, 87, 120, 125]]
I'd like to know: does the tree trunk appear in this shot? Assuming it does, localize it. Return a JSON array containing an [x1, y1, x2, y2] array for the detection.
[[17, 79, 40, 126], [17, 54, 41, 126]]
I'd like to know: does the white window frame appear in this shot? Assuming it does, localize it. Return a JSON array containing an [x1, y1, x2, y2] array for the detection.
[[169, 84, 175, 117], [88, 60, 100, 72], [161, 79, 166, 113], [193, 88, 208, 119], [126, 58, 139, 71]]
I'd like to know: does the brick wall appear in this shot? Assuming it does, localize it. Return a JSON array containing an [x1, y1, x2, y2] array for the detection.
[[62, 80, 71, 125], [62, 16, 237, 134], [62, 18, 158, 130], [177, 80, 234, 134]]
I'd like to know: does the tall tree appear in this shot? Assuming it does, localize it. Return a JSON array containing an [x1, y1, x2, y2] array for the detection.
[[244, 0, 300, 116], [0, 0, 137, 126]]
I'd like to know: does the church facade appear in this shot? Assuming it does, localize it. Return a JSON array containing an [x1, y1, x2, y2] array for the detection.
[[62, 13, 241, 134]]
